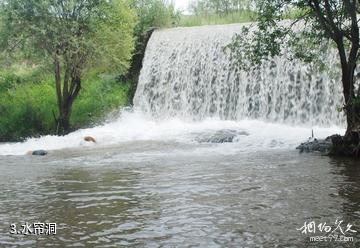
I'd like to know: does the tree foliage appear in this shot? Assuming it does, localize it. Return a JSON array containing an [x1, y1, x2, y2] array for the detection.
[[0, 0, 136, 134], [131, 0, 180, 37]]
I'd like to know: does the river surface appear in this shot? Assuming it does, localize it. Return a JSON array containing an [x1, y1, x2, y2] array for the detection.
[[0, 136, 359, 247]]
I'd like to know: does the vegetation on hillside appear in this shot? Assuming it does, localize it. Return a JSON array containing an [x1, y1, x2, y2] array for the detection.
[[179, 10, 253, 26], [180, 0, 254, 26], [0, 0, 181, 141]]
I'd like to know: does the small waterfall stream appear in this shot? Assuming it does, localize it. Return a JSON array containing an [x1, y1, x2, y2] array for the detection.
[[135, 24, 345, 127]]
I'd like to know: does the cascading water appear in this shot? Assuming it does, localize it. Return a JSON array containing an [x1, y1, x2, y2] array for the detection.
[[0, 23, 346, 155], [134, 24, 345, 127]]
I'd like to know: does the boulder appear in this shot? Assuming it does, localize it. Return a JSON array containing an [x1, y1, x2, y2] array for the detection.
[[84, 136, 96, 143], [326, 134, 343, 146]]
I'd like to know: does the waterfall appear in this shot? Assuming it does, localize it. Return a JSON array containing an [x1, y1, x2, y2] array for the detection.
[[0, 24, 346, 156], [134, 23, 345, 127]]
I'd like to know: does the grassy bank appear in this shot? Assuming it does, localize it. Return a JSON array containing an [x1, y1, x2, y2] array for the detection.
[[178, 11, 254, 27], [0, 66, 130, 142], [176, 8, 306, 28]]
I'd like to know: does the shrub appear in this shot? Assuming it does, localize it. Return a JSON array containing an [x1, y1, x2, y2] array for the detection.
[[0, 69, 130, 141]]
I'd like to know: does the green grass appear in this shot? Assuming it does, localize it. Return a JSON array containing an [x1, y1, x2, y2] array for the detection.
[[178, 11, 255, 27], [0, 80, 57, 141], [176, 8, 306, 28], [71, 72, 130, 129], [0, 66, 130, 141]]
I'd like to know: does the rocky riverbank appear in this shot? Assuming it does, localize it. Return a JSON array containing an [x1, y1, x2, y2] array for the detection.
[[297, 134, 360, 157], [296, 138, 332, 154]]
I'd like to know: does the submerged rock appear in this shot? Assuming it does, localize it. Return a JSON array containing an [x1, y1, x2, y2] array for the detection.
[[195, 129, 249, 143], [296, 138, 332, 154], [32, 150, 48, 156]]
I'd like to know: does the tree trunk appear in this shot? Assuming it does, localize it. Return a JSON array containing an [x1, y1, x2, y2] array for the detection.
[[54, 55, 82, 135], [341, 68, 360, 138], [57, 74, 81, 135], [57, 111, 71, 135], [340, 63, 360, 151], [54, 54, 66, 135], [341, 64, 355, 136], [336, 38, 359, 137]]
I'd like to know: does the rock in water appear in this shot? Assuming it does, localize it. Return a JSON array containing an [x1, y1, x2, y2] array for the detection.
[[296, 139, 332, 154], [32, 150, 48, 156], [84, 136, 96, 143], [195, 129, 249, 143]]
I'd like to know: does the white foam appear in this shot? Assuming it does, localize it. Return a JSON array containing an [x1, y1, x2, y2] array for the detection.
[[0, 110, 344, 156]]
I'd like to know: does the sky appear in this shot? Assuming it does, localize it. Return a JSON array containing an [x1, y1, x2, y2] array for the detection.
[[173, 0, 191, 12]]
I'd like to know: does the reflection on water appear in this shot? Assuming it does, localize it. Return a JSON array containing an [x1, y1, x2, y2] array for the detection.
[[0, 143, 359, 247]]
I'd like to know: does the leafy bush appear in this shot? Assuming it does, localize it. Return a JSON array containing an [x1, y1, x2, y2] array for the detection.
[[0, 65, 46, 91], [0, 69, 130, 141], [0, 80, 56, 141]]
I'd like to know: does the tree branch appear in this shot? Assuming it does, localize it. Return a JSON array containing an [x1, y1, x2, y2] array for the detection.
[[323, 0, 341, 34], [54, 51, 63, 114], [308, 0, 337, 40]]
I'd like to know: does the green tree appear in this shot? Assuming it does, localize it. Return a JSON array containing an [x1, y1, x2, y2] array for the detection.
[[0, 0, 135, 134], [131, 0, 180, 33], [125, 0, 180, 102], [228, 0, 360, 138]]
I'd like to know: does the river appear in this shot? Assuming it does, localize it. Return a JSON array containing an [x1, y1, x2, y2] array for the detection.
[[0, 135, 359, 247]]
